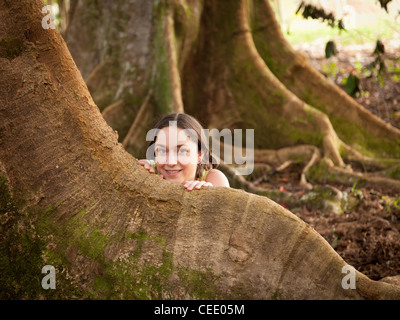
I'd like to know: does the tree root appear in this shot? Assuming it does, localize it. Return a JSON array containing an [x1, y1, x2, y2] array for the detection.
[[218, 139, 400, 213], [214, 142, 349, 211], [341, 142, 400, 170], [161, 4, 184, 113], [236, 0, 346, 168], [218, 161, 360, 214], [253, 144, 320, 190], [101, 99, 124, 122], [307, 158, 400, 195], [121, 92, 154, 156], [252, 0, 400, 146], [122, 92, 152, 149], [218, 162, 304, 208]]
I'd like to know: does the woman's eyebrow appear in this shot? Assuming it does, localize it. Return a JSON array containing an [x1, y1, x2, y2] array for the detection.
[[155, 143, 189, 148]]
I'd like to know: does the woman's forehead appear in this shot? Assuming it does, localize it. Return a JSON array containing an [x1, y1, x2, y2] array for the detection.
[[155, 127, 197, 146]]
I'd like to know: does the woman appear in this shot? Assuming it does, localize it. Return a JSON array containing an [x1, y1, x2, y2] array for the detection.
[[138, 113, 230, 191]]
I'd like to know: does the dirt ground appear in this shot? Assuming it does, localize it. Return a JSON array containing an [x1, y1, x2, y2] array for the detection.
[[262, 41, 400, 281]]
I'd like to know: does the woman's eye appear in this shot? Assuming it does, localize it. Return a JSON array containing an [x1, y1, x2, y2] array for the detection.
[[157, 148, 166, 154], [178, 148, 188, 154]]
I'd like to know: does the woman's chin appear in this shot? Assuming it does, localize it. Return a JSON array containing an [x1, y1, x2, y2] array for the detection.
[[162, 172, 184, 184]]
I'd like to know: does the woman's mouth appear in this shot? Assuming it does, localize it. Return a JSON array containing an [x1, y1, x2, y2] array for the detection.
[[164, 169, 182, 176]]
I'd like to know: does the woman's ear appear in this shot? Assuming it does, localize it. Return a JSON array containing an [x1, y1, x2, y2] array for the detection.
[[198, 150, 205, 164]]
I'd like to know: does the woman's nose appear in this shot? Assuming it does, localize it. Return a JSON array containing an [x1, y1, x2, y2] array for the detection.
[[167, 151, 178, 164]]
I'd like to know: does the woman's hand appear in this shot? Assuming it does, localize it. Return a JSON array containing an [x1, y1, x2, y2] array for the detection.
[[137, 159, 164, 179], [138, 159, 155, 173], [184, 180, 213, 191]]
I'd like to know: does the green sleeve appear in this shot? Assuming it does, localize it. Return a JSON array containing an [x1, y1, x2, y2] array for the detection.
[[200, 169, 209, 181], [149, 160, 158, 174]]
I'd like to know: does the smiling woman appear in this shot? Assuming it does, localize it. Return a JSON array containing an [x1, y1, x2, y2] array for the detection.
[[138, 113, 230, 191]]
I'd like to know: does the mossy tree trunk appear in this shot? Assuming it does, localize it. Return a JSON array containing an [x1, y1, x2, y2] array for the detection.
[[1, 0, 400, 299]]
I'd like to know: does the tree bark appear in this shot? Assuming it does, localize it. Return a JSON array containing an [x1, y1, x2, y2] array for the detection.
[[1, 0, 400, 299], [182, 0, 345, 166], [250, 0, 400, 159]]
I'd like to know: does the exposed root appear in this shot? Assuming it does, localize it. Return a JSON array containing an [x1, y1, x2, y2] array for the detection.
[[341, 142, 400, 170], [217, 138, 399, 213], [164, 5, 184, 113], [122, 92, 152, 149], [213, 142, 325, 208], [300, 147, 320, 189], [308, 158, 400, 194], [218, 161, 357, 214], [236, 0, 347, 169], [217, 162, 305, 209], [254, 144, 321, 190], [357, 273, 400, 300], [275, 160, 293, 172], [101, 99, 124, 122], [86, 59, 113, 93]]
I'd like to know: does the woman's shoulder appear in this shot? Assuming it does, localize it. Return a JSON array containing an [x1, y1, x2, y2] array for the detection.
[[205, 169, 230, 187]]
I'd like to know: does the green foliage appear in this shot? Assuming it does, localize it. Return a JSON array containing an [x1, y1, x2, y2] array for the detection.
[[381, 196, 400, 214], [296, 1, 345, 30], [344, 73, 360, 97], [321, 61, 339, 78], [325, 40, 338, 59], [351, 182, 363, 200], [374, 40, 385, 55], [328, 38, 397, 99], [378, 0, 394, 12]]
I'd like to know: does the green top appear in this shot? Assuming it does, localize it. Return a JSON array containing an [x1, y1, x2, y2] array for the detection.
[[149, 160, 209, 181]]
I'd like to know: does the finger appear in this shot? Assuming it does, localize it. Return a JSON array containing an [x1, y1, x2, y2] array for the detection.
[[186, 181, 200, 191], [141, 163, 153, 172], [194, 181, 206, 189], [138, 160, 153, 171], [194, 182, 213, 190]]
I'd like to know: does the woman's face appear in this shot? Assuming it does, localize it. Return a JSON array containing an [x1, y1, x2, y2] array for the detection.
[[154, 126, 201, 184]]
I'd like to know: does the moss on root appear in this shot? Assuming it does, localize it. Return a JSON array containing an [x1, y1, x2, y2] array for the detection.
[[0, 177, 210, 299], [330, 113, 400, 159], [94, 244, 175, 299], [0, 37, 25, 60], [178, 267, 220, 299], [0, 177, 83, 299]]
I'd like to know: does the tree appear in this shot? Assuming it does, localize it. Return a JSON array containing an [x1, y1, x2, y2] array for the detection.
[[1, 0, 400, 299], [64, 0, 400, 197]]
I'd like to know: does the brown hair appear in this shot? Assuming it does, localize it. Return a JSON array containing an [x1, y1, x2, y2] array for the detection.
[[148, 113, 218, 179]]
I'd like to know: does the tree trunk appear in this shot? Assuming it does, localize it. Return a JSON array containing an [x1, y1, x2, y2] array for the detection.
[[1, 0, 400, 299], [250, 0, 400, 159]]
